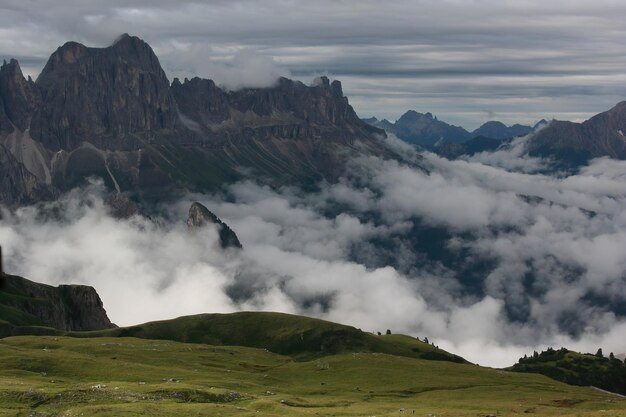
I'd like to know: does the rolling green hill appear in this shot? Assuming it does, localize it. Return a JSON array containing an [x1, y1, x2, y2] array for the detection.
[[74, 311, 465, 363], [0, 335, 624, 416]]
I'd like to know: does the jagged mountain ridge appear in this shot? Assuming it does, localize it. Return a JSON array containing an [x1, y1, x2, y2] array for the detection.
[[365, 111, 536, 149], [0, 34, 389, 205]]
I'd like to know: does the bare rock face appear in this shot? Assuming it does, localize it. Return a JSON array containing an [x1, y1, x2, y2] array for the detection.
[[187, 202, 242, 249], [32, 34, 176, 151], [0, 59, 40, 133], [0, 143, 54, 205], [0, 273, 116, 332], [104, 192, 142, 219], [0, 34, 392, 205]]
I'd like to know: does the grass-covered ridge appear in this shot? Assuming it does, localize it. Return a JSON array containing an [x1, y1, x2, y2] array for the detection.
[[511, 347, 626, 395], [74, 311, 466, 363], [0, 335, 624, 416]]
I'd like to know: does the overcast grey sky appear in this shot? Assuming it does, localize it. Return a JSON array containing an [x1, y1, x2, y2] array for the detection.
[[1, 0, 626, 129]]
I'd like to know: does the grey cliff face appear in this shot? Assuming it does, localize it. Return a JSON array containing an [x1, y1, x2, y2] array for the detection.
[[0, 59, 40, 133], [187, 202, 242, 249], [32, 34, 176, 151], [0, 273, 116, 332], [0, 35, 391, 205], [0, 143, 54, 205]]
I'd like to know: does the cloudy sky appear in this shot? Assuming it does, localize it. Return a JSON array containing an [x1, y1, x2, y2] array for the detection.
[[1, 0, 626, 129]]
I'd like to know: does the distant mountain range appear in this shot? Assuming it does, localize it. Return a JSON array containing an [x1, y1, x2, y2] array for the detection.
[[367, 103, 626, 168], [0, 34, 390, 206], [1, 33, 626, 208], [364, 111, 546, 149]]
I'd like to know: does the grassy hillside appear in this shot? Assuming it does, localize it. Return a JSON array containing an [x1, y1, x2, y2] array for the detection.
[[0, 335, 624, 416], [74, 311, 466, 363], [511, 348, 626, 395]]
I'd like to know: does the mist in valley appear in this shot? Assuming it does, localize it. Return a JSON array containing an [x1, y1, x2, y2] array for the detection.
[[1, 134, 625, 367]]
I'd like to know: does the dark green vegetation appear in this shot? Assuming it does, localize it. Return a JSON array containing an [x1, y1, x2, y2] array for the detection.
[[76, 312, 465, 363], [0, 336, 624, 416], [511, 347, 626, 395]]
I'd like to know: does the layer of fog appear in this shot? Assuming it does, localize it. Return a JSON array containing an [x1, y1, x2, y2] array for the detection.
[[1, 139, 625, 367]]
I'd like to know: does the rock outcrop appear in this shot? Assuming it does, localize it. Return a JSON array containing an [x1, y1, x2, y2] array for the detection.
[[187, 202, 242, 249], [0, 143, 54, 205], [0, 273, 116, 332]]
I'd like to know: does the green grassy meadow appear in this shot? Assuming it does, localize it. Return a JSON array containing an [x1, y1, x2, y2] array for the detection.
[[0, 335, 624, 417]]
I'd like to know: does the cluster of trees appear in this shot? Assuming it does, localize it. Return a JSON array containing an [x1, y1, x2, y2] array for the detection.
[[518, 347, 625, 365], [513, 347, 626, 395]]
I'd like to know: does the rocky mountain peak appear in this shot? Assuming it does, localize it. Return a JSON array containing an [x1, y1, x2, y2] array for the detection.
[[471, 120, 533, 140], [0, 58, 40, 132], [397, 110, 421, 123], [32, 34, 176, 151], [330, 79, 344, 98], [1, 59, 25, 81], [187, 202, 242, 249], [0, 34, 392, 201]]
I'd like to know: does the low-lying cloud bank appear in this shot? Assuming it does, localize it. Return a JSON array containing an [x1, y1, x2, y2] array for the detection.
[[1, 140, 625, 367]]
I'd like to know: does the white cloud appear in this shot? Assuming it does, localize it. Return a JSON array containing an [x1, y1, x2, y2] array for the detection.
[[2, 148, 626, 368]]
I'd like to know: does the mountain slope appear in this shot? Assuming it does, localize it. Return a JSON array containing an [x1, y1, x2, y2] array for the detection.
[[471, 120, 533, 140], [435, 135, 506, 159], [367, 111, 470, 148], [527, 102, 626, 163], [0, 35, 391, 204]]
